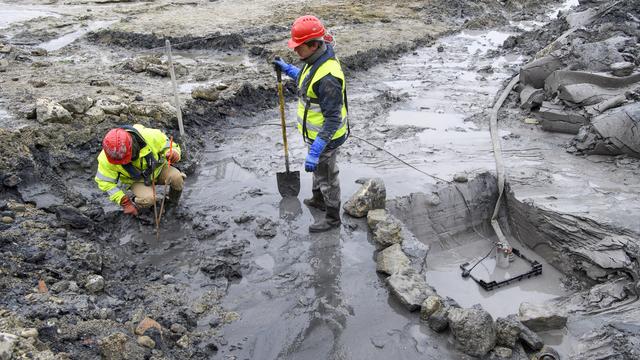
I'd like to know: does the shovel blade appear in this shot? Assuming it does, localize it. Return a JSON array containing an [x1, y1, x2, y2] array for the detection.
[[277, 170, 300, 197]]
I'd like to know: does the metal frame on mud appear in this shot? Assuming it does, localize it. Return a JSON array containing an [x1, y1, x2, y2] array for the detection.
[[459, 248, 543, 291]]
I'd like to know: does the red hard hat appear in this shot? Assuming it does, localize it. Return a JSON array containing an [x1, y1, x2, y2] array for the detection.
[[288, 15, 325, 49], [102, 128, 132, 165]]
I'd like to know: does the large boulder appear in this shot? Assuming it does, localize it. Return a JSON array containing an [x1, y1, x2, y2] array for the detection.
[[448, 307, 497, 357], [95, 99, 129, 115], [376, 243, 410, 275], [495, 316, 521, 348], [59, 95, 94, 114], [36, 98, 73, 123], [372, 216, 403, 247], [385, 269, 436, 311], [518, 302, 567, 331], [343, 178, 386, 218], [129, 102, 177, 125]]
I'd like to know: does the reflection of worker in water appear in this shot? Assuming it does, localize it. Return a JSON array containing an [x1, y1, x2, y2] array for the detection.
[[273, 15, 349, 233], [286, 230, 348, 357], [95, 124, 185, 216]]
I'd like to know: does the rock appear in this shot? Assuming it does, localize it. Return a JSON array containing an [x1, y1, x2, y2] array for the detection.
[[89, 78, 112, 87], [518, 302, 567, 331], [20, 328, 38, 338], [28, 79, 47, 88], [516, 322, 543, 351], [1, 217, 13, 224], [55, 206, 91, 229], [31, 48, 47, 56], [99, 332, 146, 360], [519, 85, 545, 110], [125, 56, 161, 73], [366, 209, 387, 229], [59, 95, 94, 114], [177, 335, 189, 349], [137, 335, 155, 349], [3, 174, 21, 187], [400, 229, 429, 272], [428, 307, 450, 332], [170, 323, 186, 334], [343, 178, 386, 217], [385, 269, 436, 311], [0, 44, 12, 53], [447, 307, 496, 357], [85, 274, 105, 293], [537, 102, 588, 134], [520, 55, 565, 89], [135, 317, 162, 336], [0, 332, 18, 360], [453, 173, 468, 183], [610, 62, 634, 77], [233, 213, 254, 224], [255, 216, 277, 238], [36, 98, 73, 123], [95, 99, 128, 115], [0, 59, 8, 72], [146, 63, 169, 77], [376, 243, 410, 275], [84, 106, 105, 124], [373, 217, 403, 247], [495, 316, 521, 348], [191, 85, 221, 101], [129, 102, 177, 125], [490, 346, 513, 359], [420, 295, 443, 321]]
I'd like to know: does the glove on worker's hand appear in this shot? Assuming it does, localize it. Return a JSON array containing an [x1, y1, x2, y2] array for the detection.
[[165, 149, 180, 163], [120, 196, 138, 217], [272, 57, 300, 79], [305, 138, 327, 172]]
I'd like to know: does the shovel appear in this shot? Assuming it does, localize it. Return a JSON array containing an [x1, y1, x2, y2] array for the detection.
[[275, 67, 300, 197]]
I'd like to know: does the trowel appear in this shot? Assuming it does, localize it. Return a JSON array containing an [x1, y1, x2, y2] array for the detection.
[[275, 67, 300, 197]]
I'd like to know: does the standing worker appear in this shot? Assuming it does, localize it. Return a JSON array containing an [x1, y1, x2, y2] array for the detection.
[[95, 124, 185, 217], [273, 15, 349, 233]]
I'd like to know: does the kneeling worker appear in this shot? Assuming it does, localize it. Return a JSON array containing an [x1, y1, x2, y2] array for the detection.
[[95, 124, 185, 217]]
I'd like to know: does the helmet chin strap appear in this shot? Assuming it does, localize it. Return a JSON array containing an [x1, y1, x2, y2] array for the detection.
[[130, 136, 141, 161]]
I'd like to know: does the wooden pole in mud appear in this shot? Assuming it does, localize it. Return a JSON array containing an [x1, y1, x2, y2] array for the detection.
[[165, 40, 185, 138]]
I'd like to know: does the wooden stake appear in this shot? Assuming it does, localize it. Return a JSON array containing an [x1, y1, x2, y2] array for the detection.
[[165, 39, 185, 138]]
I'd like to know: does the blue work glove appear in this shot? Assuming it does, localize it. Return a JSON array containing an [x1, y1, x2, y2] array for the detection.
[[272, 57, 300, 79], [305, 138, 328, 172]]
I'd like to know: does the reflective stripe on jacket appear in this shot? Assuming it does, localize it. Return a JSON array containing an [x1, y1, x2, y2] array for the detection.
[[296, 58, 348, 142], [94, 124, 180, 204]]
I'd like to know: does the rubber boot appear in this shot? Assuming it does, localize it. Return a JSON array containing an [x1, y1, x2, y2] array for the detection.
[[303, 190, 326, 211], [309, 205, 341, 233], [165, 188, 182, 209]]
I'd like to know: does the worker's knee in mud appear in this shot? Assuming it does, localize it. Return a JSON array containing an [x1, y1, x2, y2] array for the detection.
[[134, 194, 154, 208]]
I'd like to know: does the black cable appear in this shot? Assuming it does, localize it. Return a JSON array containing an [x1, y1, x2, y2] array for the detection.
[[462, 244, 497, 278]]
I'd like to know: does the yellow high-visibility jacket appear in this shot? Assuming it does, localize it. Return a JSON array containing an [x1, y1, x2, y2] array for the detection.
[[296, 58, 348, 142], [94, 124, 180, 204]]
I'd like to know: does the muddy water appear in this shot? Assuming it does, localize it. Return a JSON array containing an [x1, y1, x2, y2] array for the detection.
[[38, 20, 117, 52], [0, 3, 60, 29]]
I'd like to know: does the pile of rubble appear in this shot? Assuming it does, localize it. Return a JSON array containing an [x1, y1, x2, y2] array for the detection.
[[512, 0, 640, 157]]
